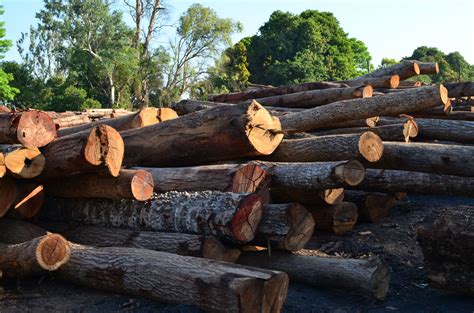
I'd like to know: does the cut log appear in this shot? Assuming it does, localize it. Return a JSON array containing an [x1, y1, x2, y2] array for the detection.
[[280, 85, 448, 132], [356, 168, 474, 197], [253, 203, 315, 252], [0, 177, 19, 217], [0, 233, 70, 277], [0, 219, 47, 244], [209, 81, 349, 103], [2, 145, 45, 178], [417, 62, 439, 75], [240, 86, 373, 108], [157, 107, 179, 121], [133, 163, 269, 193], [444, 82, 474, 98], [0, 110, 57, 147], [265, 132, 383, 163], [358, 60, 420, 80], [0, 152, 5, 177], [344, 190, 396, 223], [121, 101, 283, 167], [411, 118, 473, 144], [239, 251, 390, 300], [398, 80, 422, 87], [42, 191, 265, 243], [44, 169, 154, 201], [49, 113, 91, 128], [13, 183, 45, 218], [310, 202, 358, 235], [39, 125, 124, 179], [373, 141, 474, 177], [417, 206, 474, 295], [271, 188, 345, 206], [337, 75, 399, 89], [411, 110, 474, 121]]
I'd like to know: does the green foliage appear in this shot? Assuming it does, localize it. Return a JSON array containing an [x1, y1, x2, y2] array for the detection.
[[0, 6, 19, 103], [378, 58, 398, 69], [81, 97, 101, 109]]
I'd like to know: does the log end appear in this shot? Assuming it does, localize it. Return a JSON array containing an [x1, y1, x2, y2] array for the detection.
[[332, 202, 359, 235], [231, 163, 269, 193], [14, 184, 45, 218], [335, 160, 365, 186], [262, 272, 289, 313], [369, 257, 391, 300], [5, 146, 45, 178], [366, 116, 379, 128], [413, 62, 421, 76], [157, 108, 179, 122], [358, 132, 384, 162], [439, 84, 449, 106], [131, 107, 160, 128], [85, 125, 124, 177], [231, 193, 264, 243], [16, 110, 57, 147], [359, 193, 396, 223], [36, 233, 71, 271], [390, 75, 400, 89], [246, 101, 284, 155], [0, 153, 6, 178], [362, 85, 373, 98], [202, 237, 241, 263], [284, 203, 315, 252], [403, 119, 418, 142], [319, 188, 345, 205], [131, 169, 154, 201]]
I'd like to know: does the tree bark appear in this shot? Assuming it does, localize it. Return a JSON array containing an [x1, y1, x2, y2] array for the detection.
[[411, 110, 474, 121], [398, 80, 422, 87], [358, 60, 420, 80], [1, 145, 45, 178], [120, 101, 283, 167], [417, 62, 439, 75], [444, 82, 474, 98], [0, 177, 19, 217], [279, 85, 448, 132], [0, 219, 47, 244], [42, 191, 265, 243], [344, 190, 396, 223], [133, 163, 269, 193], [337, 75, 399, 89], [38, 125, 124, 179], [239, 86, 373, 108], [238, 251, 390, 300], [411, 118, 473, 144], [270, 188, 345, 207], [253, 203, 315, 252], [208, 81, 349, 103], [0, 110, 57, 147], [309, 202, 358, 235], [265, 132, 383, 163], [49, 113, 91, 128]]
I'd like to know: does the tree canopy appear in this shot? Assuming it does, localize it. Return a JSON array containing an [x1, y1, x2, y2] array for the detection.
[[0, 6, 19, 103]]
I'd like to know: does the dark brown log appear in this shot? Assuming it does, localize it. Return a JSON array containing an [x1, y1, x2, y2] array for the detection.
[[0, 219, 46, 244], [310, 202, 358, 235], [44, 169, 154, 201], [271, 188, 345, 206], [0, 233, 70, 277], [208, 81, 349, 103], [121, 101, 283, 167], [265, 132, 383, 163], [39, 125, 124, 179], [240, 86, 373, 108], [412, 118, 474, 144], [398, 80, 422, 87], [239, 251, 390, 300], [358, 60, 420, 80], [344, 190, 396, 223], [1, 145, 45, 178], [373, 141, 474, 177], [133, 163, 269, 193], [411, 110, 474, 121], [337, 75, 399, 89], [0, 110, 57, 147], [444, 82, 474, 98], [417, 62, 439, 75], [356, 168, 474, 197], [0, 177, 19, 217], [42, 191, 265, 243], [253, 203, 315, 252], [280, 85, 448, 132], [13, 183, 45, 218], [417, 206, 474, 295]]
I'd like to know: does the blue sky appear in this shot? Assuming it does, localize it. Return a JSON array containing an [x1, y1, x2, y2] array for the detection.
[[3, 0, 474, 66]]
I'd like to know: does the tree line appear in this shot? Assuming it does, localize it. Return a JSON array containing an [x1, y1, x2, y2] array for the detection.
[[0, 1, 473, 111]]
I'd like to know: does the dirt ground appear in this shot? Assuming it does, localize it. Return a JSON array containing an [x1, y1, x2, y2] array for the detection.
[[1, 194, 473, 313]]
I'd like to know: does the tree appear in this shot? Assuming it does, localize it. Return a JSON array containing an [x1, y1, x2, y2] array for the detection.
[[378, 58, 398, 69], [0, 6, 19, 103]]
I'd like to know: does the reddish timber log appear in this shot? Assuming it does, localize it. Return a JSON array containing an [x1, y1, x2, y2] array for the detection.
[[417, 206, 474, 295], [344, 190, 396, 223], [0, 152, 5, 177], [253, 203, 315, 252], [280, 85, 448, 132], [44, 169, 154, 201], [240, 86, 373, 108], [0, 177, 19, 217], [39, 125, 124, 179], [0, 110, 57, 147], [358, 60, 420, 80], [411, 110, 474, 121], [133, 163, 269, 194], [444, 82, 474, 98], [239, 251, 390, 300], [310, 202, 358, 235], [208, 81, 349, 103], [121, 102, 283, 167], [265, 132, 383, 163], [356, 168, 474, 197], [42, 191, 265, 243], [417, 62, 439, 75], [1, 145, 45, 178], [337, 75, 399, 89]]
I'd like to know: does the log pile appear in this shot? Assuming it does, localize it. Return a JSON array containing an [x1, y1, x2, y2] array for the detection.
[[1, 60, 473, 309]]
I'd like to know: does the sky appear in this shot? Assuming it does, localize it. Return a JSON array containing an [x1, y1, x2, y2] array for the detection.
[[2, 0, 474, 67]]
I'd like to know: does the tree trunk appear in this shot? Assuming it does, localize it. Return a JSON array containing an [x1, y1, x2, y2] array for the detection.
[[120, 102, 283, 167], [239, 86, 373, 108], [44, 169, 154, 201], [253, 203, 315, 252], [309, 202, 358, 235], [417, 206, 474, 295], [265, 132, 383, 163], [337, 75, 399, 89], [0, 219, 46, 244], [1, 145, 45, 178], [42, 191, 265, 243], [279, 85, 448, 132], [0, 177, 18, 217], [208, 81, 349, 103], [358, 60, 420, 80], [0, 110, 57, 147], [238, 251, 390, 300], [270, 188, 345, 207], [38, 125, 124, 179], [108, 75, 115, 106], [133, 163, 269, 193], [356, 168, 474, 197], [411, 118, 473, 144], [444, 82, 474, 98], [344, 190, 396, 223], [50, 113, 91, 128]]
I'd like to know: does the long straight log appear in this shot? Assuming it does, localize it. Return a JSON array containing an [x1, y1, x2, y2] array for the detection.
[[44, 169, 154, 201], [358, 60, 420, 80], [39, 125, 124, 179], [271, 188, 345, 207], [310, 202, 358, 235], [411, 110, 474, 121], [280, 85, 448, 132], [344, 190, 396, 223], [337, 75, 399, 89], [264, 132, 383, 163], [417, 62, 439, 75], [42, 191, 265, 243], [239, 251, 390, 300], [49, 112, 91, 128], [1, 145, 45, 178], [121, 102, 283, 167], [411, 118, 474, 144], [444, 82, 474, 98]]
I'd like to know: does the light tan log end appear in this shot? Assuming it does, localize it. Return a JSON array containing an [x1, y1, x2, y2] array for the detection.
[[202, 237, 241, 263], [35, 233, 71, 271], [231, 163, 269, 193], [0, 177, 19, 217], [390, 75, 400, 89], [246, 101, 284, 155], [230, 193, 264, 243], [319, 188, 345, 205], [413, 62, 421, 76], [362, 85, 373, 98], [0, 153, 6, 178], [335, 160, 365, 186], [359, 132, 384, 162], [439, 84, 449, 107], [5, 146, 45, 178], [84, 125, 124, 177], [157, 108, 179, 122], [366, 116, 379, 128], [131, 107, 160, 128], [403, 119, 418, 142], [284, 203, 315, 252], [131, 170, 155, 201], [16, 110, 57, 147], [15, 184, 45, 218], [262, 272, 289, 313]]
